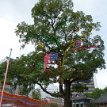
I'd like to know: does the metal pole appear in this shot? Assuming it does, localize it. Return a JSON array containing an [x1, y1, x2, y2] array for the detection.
[[0, 49, 12, 107], [40, 94, 42, 107]]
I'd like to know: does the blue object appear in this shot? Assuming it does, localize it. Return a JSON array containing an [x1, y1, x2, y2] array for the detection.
[[50, 52, 58, 62]]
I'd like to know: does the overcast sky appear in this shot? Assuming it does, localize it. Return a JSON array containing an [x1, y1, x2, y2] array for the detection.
[[0, 0, 107, 89]]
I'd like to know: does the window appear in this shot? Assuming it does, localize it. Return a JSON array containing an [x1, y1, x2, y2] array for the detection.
[[76, 104, 79, 107], [80, 103, 83, 107]]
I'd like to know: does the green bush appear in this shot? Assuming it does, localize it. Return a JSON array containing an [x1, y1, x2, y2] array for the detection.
[[49, 103, 58, 107]]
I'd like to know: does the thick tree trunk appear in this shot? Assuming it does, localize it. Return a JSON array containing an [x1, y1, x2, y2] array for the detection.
[[64, 80, 71, 107]]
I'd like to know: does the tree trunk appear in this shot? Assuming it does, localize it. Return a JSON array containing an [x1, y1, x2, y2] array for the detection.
[[64, 80, 71, 107]]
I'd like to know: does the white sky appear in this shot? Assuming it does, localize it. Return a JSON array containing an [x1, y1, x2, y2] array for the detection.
[[0, 0, 107, 89]]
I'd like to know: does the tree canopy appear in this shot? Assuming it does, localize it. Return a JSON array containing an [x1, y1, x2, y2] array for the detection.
[[86, 87, 107, 99], [15, 0, 105, 85]]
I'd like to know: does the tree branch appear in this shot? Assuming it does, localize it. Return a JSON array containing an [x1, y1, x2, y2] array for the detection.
[[48, 16, 61, 51], [70, 78, 78, 84], [59, 82, 65, 96], [37, 82, 63, 97], [62, 30, 67, 43]]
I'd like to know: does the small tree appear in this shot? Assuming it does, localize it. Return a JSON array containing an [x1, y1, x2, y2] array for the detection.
[[86, 87, 107, 99], [86, 88, 102, 99], [50, 103, 58, 107], [32, 89, 41, 100]]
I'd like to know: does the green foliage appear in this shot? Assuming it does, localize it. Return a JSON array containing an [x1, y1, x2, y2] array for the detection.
[[72, 83, 88, 92], [86, 88, 102, 99], [15, 0, 105, 83], [32, 89, 41, 100], [49, 103, 58, 107], [86, 87, 107, 99], [0, 61, 7, 81]]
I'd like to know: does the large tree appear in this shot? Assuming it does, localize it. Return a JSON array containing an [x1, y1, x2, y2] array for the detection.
[[0, 0, 105, 107]]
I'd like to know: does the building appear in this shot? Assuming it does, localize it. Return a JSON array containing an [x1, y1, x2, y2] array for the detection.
[[85, 78, 95, 93], [94, 93, 107, 107], [72, 94, 93, 107]]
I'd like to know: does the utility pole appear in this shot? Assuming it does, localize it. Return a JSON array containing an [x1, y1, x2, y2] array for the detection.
[[0, 49, 12, 107]]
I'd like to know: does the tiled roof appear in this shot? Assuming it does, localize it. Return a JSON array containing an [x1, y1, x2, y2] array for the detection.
[[72, 94, 92, 101], [94, 93, 107, 104]]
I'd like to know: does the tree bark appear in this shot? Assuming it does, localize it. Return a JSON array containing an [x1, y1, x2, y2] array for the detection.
[[64, 80, 71, 107]]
